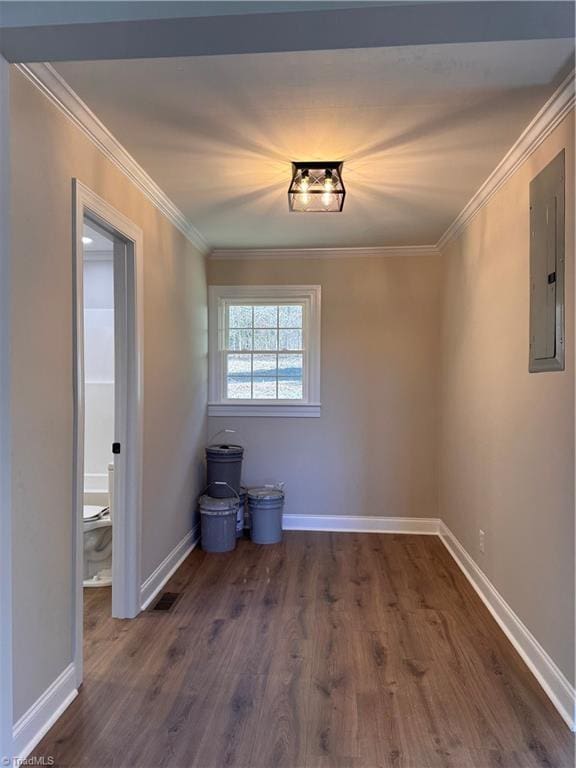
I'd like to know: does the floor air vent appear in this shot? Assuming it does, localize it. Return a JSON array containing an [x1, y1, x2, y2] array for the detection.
[[152, 591, 180, 611]]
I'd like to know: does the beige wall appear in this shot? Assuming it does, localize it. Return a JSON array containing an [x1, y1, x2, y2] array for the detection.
[[10, 68, 207, 721], [208, 254, 443, 520], [438, 112, 575, 683]]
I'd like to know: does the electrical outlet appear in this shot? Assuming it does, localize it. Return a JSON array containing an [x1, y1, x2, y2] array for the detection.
[[479, 529, 486, 554]]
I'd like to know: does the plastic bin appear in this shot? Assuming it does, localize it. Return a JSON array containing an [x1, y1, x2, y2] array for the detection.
[[199, 494, 238, 553], [206, 444, 244, 498], [248, 488, 285, 544]]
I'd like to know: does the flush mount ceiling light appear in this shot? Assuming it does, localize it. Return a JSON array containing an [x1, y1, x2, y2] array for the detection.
[[288, 162, 345, 212]]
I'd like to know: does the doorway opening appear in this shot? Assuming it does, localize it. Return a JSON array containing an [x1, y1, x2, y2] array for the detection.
[[82, 220, 114, 593], [73, 181, 144, 688]]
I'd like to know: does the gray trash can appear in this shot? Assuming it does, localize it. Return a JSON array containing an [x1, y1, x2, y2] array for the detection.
[[206, 444, 244, 498], [199, 495, 238, 553], [248, 488, 285, 544]]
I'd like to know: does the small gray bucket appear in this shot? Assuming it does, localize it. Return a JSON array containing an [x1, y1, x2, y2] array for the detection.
[[206, 443, 244, 498], [248, 488, 285, 545], [199, 493, 238, 553]]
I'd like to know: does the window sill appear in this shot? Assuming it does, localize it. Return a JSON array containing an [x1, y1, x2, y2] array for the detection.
[[208, 403, 321, 418]]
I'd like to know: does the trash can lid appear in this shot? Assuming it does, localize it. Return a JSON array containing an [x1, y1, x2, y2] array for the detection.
[[199, 495, 239, 514], [247, 487, 285, 501], [206, 444, 244, 456]]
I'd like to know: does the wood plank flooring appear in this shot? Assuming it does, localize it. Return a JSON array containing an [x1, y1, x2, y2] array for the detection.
[[34, 533, 574, 767]]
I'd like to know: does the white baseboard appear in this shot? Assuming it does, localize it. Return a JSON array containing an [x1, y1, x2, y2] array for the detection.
[[12, 663, 77, 760], [140, 525, 200, 610], [283, 514, 440, 535], [439, 522, 575, 731]]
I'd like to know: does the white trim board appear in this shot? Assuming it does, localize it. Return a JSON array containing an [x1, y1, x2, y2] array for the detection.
[[140, 525, 201, 611], [437, 68, 575, 249], [209, 403, 321, 418], [438, 522, 575, 732], [209, 245, 439, 261], [12, 664, 77, 760], [15, 63, 208, 257], [283, 514, 440, 534], [0, 53, 13, 764]]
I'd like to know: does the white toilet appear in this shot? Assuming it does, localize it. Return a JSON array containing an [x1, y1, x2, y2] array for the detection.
[[83, 463, 114, 588]]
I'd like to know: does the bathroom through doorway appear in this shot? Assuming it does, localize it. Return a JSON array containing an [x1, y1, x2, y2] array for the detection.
[[73, 181, 144, 688]]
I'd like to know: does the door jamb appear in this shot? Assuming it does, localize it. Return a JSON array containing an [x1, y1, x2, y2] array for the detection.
[[0, 53, 14, 761], [72, 180, 144, 687]]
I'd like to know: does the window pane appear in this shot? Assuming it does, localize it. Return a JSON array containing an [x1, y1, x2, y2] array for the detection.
[[253, 354, 277, 399], [254, 329, 278, 351], [253, 354, 277, 375], [226, 354, 252, 399], [279, 329, 302, 351], [279, 305, 303, 328], [254, 305, 278, 328], [253, 377, 277, 399], [229, 305, 252, 328], [227, 328, 253, 351], [278, 354, 303, 399]]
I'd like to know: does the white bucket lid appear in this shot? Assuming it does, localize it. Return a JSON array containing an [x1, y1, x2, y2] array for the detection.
[[247, 488, 284, 502], [199, 495, 239, 515]]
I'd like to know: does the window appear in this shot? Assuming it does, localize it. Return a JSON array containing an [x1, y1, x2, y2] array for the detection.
[[208, 285, 321, 417]]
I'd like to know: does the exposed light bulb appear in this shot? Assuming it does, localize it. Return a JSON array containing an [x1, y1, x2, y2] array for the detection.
[[299, 170, 310, 192], [322, 171, 335, 206], [82, 236, 93, 245]]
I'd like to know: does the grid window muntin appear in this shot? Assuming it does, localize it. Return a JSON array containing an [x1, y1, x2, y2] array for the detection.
[[221, 300, 308, 402]]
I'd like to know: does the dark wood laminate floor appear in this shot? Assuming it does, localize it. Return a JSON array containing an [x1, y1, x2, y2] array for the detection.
[[35, 533, 574, 768]]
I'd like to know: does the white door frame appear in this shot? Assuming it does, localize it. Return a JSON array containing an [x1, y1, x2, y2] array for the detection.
[[73, 180, 144, 686], [0, 53, 14, 762]]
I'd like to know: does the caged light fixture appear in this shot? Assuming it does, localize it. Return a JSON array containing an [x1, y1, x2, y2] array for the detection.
[[288, 161, 346, 212]]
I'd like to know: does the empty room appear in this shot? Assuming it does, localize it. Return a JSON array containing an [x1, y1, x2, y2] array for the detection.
[[0, 2, 574, 767]]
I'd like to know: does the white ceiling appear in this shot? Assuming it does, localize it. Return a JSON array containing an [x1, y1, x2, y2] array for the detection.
[[56, 38, 573, 249]]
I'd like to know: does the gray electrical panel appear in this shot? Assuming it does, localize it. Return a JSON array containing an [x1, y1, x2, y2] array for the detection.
[[529, 150, 565, 373]]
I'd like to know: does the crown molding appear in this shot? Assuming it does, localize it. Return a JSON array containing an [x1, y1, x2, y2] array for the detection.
[[15, 63, 209, 256], [209, 244, 440, 260], [437, 69, 575, 250], [14, 63, 574, 261]]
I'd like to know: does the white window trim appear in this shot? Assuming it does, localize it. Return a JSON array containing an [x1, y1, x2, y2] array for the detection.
[[208, 285, 321, 417]]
